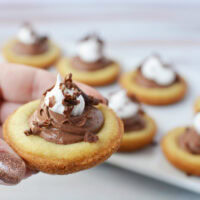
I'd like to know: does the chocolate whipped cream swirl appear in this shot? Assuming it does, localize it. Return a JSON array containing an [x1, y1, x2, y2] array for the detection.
[[178, 127, 200, 154], [25, 74, 104, 144], [13, 23, 49, 55]]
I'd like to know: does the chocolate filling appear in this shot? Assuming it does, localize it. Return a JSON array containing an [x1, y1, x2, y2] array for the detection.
[[122, 109, 146, 132], [71, 56, 112, 71], [109, 92, 146, 132], [13, 36, 49, 55], [25, 74, 104, 144], [135, 67, 179, 88], [122, 110, 145, 132], [178, 127, 200, 154]]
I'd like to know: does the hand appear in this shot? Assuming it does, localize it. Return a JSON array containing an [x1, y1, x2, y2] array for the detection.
[[0, 63, 105, 185]]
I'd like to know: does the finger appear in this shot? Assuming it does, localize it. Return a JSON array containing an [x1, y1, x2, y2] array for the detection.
[[0, 102, 21, 124], [0, 63, 106, 104], [76, 82, 107, 104], [0, 139, 26, 185], [0, 126, 2, 139], [0, 63, 56, 103]]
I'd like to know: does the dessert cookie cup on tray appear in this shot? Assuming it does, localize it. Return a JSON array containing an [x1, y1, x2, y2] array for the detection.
[[162, 113, 200, 175], [3, 23, 60, 68], [57, 34, 120, 86], [4, 74, 123, 174], [119, 55, 187, 105], [108, 90, 156, 152]]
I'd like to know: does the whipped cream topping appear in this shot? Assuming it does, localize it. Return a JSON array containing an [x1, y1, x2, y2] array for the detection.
[[44, 74, 85, 116], [141, 56, 176, 86], [109, 90, 139, 119], [17, 23, 37, 45], [193, 112, 200, 135], [77, 34, 103, 63]]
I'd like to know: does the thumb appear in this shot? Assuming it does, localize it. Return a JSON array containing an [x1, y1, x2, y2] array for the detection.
[[0, 136, 26, 185]]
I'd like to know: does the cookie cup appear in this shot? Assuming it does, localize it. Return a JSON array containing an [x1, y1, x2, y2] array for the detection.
[[3, 100, 123, 174], [119, 71, 187, 105], [119, 115, 156, 152], [3, 39, 60, 68], [57, 58, 120, 86], [162, 127, 200, 175]]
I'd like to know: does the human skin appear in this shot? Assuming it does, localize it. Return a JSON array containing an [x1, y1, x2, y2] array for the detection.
[[0, 63, 106, 185]]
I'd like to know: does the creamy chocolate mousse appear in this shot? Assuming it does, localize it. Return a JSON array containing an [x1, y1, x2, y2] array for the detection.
[[25, 74, 104, 144], [178, 113, 200, 154]]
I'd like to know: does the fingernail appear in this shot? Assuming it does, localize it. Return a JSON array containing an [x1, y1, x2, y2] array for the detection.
[[0, 151, 26, 185]]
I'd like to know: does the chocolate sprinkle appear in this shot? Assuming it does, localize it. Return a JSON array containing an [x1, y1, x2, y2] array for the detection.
[[49, 96, 56, 108]]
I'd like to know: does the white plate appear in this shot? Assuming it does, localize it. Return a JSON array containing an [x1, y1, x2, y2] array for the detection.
[[98, 65, 200, 193]]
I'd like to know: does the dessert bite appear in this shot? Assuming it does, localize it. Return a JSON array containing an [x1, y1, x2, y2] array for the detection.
[[162, 113, 200, 175], [119, 55, 187, 105], [108, 90, 156, 151], [3, 23, 60, 68], [3, 74, 123, 174], [57, 34, 120, 86]]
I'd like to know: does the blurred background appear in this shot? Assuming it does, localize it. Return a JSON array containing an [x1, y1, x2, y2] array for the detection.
[[1, 0, 200, 199]]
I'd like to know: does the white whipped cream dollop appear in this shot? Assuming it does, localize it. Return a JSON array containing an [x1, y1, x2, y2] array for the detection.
[[109, 90, 139, 119], [17, 25, 37, 45], [141, 56, 176, 86], [193, 113, 200, 135], [44, 74, 85, 116], [77, 36, 103, 63]]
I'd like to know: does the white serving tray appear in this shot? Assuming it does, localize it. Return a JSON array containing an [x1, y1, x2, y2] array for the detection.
[[99, 65, 200, 193]]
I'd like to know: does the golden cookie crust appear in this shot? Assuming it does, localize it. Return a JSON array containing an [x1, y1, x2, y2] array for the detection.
[[119, 71, 187, 105], [3, 39, 60, 68], [119, 115, 156, 152], [3, 100, 123, 175], [162, 127, 200, 175], [194, 97, 200, 113], [56, 57, 120, 86]]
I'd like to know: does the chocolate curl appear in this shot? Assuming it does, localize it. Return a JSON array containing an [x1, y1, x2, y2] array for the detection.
[[80, 33, 104, 46], [49, 96, 56, 108], [43, 85, 54, 96], [24, 129, 33, 136]]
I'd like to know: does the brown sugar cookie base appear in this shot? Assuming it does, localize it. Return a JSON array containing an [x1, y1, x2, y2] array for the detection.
[[119, 71, 187, 105], [57, 57, 120, 86], [162, 127, 200, 176], [3, 39, 60, 68], [119, 115, 156, 152], [3, 100, 123, 174]]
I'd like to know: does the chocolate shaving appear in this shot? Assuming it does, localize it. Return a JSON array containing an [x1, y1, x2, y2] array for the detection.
[[49, 96, 56, 108], [24, 129, 32, 136], [84, 132, 99, 143], [45, 106, 50, 119], [39, 108, 44, 116], [80, 33, 104, 46], [59, 73, 102, 117], [43, 85, 54, 96]]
